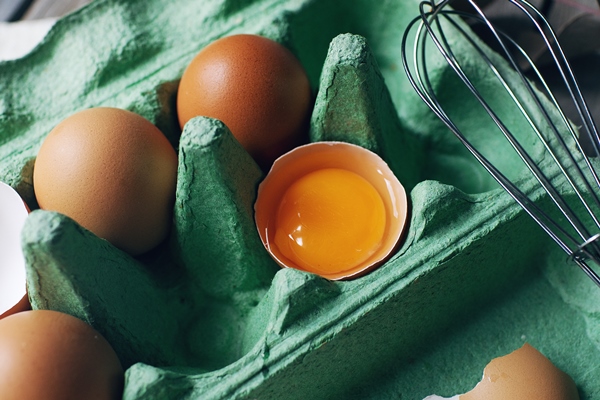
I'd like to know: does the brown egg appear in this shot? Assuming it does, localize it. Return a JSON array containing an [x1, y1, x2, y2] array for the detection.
[[33, 107, 178, 255], [460, 343, 579, 400], [0, 310, 123, 400], [177, 34, 312, 170]]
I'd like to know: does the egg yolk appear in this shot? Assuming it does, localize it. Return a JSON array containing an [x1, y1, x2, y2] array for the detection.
[[273, 168, 386, 275]]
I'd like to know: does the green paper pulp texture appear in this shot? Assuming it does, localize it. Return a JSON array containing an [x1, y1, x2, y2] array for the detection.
[[1, 0, 598, 399]]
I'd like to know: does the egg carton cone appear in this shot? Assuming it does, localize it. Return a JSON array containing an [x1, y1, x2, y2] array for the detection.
[[1, 0, 599, 399]]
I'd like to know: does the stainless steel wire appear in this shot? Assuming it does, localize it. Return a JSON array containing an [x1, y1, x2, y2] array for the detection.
[[401, 0, 600, 287]]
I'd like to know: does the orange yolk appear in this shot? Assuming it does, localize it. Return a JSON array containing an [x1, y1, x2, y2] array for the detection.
[[273, 168, 386, 275]]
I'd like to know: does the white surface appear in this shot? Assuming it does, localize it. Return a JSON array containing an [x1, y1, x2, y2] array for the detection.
[[0, 18, 56, 61], [0, 182, 29, 314]]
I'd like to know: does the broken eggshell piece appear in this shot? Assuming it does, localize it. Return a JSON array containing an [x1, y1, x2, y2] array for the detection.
[[255, 141, 408, 280], [424, 343, 580, 400], [0, 182, 30, 319]]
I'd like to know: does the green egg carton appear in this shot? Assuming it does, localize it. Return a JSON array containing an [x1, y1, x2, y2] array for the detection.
[[2, 0, 600, 399]]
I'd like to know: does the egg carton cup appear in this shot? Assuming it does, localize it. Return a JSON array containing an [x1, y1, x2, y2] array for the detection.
[[1, 0, 600, 399]]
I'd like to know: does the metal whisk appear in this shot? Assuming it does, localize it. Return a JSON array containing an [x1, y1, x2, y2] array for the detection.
[[401, 0, 600, 287]]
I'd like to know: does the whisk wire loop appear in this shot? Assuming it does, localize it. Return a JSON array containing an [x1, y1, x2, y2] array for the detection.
[[409, 2, 594, 244], [501, 1, 600, 221], [402, 0, 600, 286]]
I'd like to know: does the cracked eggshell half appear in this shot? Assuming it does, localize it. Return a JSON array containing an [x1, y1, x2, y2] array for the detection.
[[0, 182, 30, 319], [255, 141, 408, 280]]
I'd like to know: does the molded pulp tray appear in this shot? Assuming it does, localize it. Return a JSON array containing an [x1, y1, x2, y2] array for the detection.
[[1, 0, 599, 399]]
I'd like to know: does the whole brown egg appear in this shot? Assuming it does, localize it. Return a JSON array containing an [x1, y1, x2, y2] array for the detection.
[[0, 310, 123, 400], [176, 34, 312, 170], [33, 107, 178, 255]]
